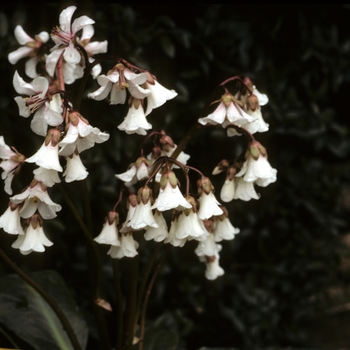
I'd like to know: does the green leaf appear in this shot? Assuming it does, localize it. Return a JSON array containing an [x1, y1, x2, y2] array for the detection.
[[0, 270, 88, 350], [141, 327, 178, 350]]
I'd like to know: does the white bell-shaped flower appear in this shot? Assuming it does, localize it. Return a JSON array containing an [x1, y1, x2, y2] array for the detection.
[[213, 207, 240, 242], [233, 177, 260, 201], [204, 256, 225, 280], [195, 234, 219, 257], [0, 203, 25, 235], [126, 186, 158, 231], [26, 129, 63, 171], [63, 153, 89, 182], [33, 167, 61, 187], [12, 214, 53, 255], [11, 180, 62, 219], [176, 210, 209, 241], [164, 213, 186, 247], [236, 141, 277, 187], [144, 210, 168, 242], [94, 211, 120, 246], [88, 63, 150, 104], [151, 171, 191, 212], [59, 111, 109, 156], [118, 99, 152, 135], [107, 232, 139, 259], [144, 78, 177, 116]]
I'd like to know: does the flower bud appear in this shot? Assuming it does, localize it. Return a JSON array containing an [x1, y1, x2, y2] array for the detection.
[[138, 186, 152, 205], [106, 211, 119, 226], [212, 159, 229, 175], [197, 177, 214, 195]]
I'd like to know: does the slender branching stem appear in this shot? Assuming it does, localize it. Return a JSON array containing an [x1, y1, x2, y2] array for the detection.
[[122, 255, 140, 350], [113, 259, 124, 350], [138, 247, 170, 350], [135, 243, 162, 328], [58, 182, 110, 350]]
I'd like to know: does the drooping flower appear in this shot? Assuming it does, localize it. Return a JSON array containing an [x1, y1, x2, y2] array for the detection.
[[59, 111, 109, 156], [118, 98, 152, 135], [107, 232, 139, 259], [236, 141, 277, 187], [147, 131, 190, 173], [115, 156, 151, 187], [233, 177, 260, 201], [144, 210, 169, 242], [198, 92, 255, 128], [26, 129, 62, 171], [87, 63, 150, 104], [10, 180, 62, 220], [242, 77, 269, 106], [203, 255, 225, 280], [213, 206, 240, 242], [8, 25, 49, 78], [0, 136, 26, 195], [94, 211, 120, 246], [219, 166, 237, 203], [13, 71, 63, 136], [151, 171, 192, 212], [63, 152, 89, 182], [46, 6, 95, 77], [164, 211, 186, 247], [0, 202, 25, 235], [144, 74, 177, 116], [195, 233, 220, 257], [126, 186, 158, 231], [33, 167, 61, 187], [197, 177, 223, 220], [12, 214, 53, 255], [227, 94, 269, 136], [175, 196, 209, 241], [120, 194, 138, 233]]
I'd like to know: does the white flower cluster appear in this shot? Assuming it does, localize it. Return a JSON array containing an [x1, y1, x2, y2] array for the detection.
[[2, 5, 112, 254], [0, 115, 109, 254], [8, 6, 107, 84], [3, 5, 277, 286], [0, 180, 60, 255], [215, 141, 277, 202], [96, 164, 240, 279], [198, 79, 269, 137], [88, 66, 177, 135]]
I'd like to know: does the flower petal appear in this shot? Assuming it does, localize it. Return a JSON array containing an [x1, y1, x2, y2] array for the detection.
[[59, 6, 77, 32], [13, 71, 35, 96], [63, 44, 81, 64], [85, 40, 108, 55], [25, 56, 40, 78], [14, 25, 33, 45], [72, 15, 95, 35], [8, 46, 32, 65], [80, 24, 94, 41], [46, 49, 64, 77]]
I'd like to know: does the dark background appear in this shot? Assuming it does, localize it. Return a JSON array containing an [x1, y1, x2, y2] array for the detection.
[[1, 3, 350, 349]]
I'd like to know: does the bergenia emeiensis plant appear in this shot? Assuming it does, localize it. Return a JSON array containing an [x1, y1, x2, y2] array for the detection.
[[0, 5, 276, 350]]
